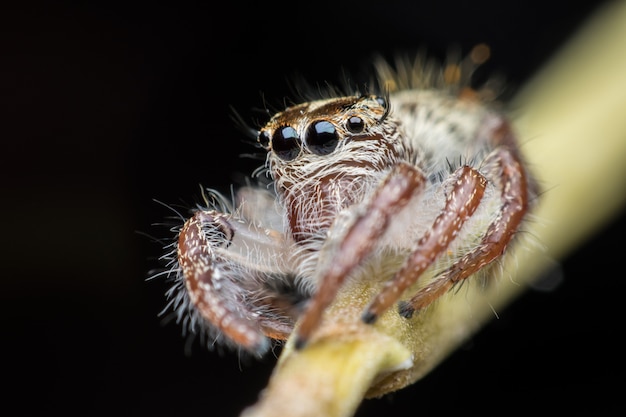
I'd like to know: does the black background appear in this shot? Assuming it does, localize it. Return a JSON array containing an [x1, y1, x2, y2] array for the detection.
[[3, 1, 624, 416]]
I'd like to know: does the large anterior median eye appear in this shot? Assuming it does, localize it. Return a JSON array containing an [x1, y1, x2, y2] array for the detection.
[[305, 120, 339, 156], [272, 126, 301, 161]]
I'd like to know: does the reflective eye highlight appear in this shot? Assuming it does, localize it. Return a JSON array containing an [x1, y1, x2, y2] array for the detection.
[[305, 121, 338, 156], [272, 126, 301, 161]]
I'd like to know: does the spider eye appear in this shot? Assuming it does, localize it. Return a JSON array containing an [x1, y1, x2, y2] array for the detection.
[[374, 95, 387, 108], [305, 120, 339, 156], [258, 130, 271, 148], [346, 116, 364, 133], [272, 126, 301, 161], [373, 95, 390, 123]]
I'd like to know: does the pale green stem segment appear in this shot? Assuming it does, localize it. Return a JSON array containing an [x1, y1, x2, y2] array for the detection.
[[243, 2, 626, 416]]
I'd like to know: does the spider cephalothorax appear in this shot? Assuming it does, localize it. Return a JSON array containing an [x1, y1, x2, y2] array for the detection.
[[163, 48, 536, 355], [258, 95, 407, 246]]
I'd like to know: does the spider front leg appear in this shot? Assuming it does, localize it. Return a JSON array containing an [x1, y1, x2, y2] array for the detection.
[[178, 209, 295, 354], [294, 162, 427, 349], [361, 165, 488, 323], [396, 145, 530, 318], [363, 143, 529, 322]]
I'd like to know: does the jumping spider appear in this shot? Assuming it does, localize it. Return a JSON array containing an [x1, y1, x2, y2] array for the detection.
[[162, 46, 537, 355]]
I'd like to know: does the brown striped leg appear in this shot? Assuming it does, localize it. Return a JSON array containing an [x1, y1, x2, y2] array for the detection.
[[362, 165, 488, 323], [397, 146, 529, 318], [178, 211, 292, 354], [294, 162, 427, 349]]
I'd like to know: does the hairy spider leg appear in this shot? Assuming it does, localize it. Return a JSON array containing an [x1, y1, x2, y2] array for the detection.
[[397, 139, 529, 318], [294, 162, 426, 349], [361, 165, 488, 323], [178, 211, 294, 354]]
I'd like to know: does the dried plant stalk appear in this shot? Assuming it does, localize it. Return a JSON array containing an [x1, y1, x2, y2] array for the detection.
[[242, 2, 626, 416]]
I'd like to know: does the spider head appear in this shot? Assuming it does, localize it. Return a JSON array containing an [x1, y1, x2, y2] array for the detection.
[[257, 94, 406, 243], [257, 94, 395, 170]]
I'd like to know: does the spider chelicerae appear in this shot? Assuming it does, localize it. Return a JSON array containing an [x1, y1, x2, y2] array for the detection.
[[157, 45, 537, 356]]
